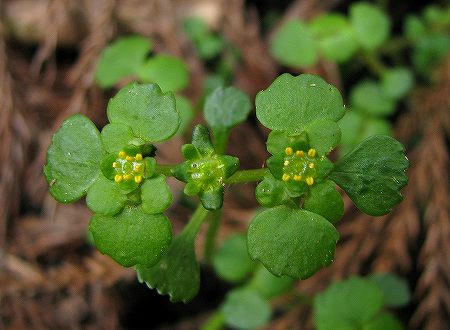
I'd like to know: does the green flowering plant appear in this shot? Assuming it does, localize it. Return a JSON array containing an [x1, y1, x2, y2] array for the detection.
[[45, 70, 408, 303]]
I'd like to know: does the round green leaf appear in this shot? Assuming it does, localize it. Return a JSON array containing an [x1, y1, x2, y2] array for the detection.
[[247, 206, 339, 279], [107, 83, 179, 142], [404, 15, 426, 42], [86, 174, 127, 215], [305, 119, 341, 155], [381, 68, 414, 100], [137, 54, 188, 92], [136, 231, 200, 303], [141, 174, 173, 214], [314, 277, 385, 330], [89, 206, 172, 267], [363, 312, 403, 330], [44, 114, 103, 203], [221, 288, 271, 329], [412, 33, 450, 75], [101, 123, 143, 153], [367, 273, 411, 307], [175, 95, 194, 135], [270, 20, 318, 68], [310, 14, 359, 62], [330, 135, 408, 216], [204, 86, 251, 130], [350, 80, 396, 116], [256, 73, 345, 133], [213, 234, 256, 283], [248, 266, 294, 299], [95, 36, 152, 88], [304, 180, 344, 224], [350, 2, 390, 50]]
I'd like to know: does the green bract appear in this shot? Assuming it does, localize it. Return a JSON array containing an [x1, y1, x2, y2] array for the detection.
[[172, 125, 239, 210]]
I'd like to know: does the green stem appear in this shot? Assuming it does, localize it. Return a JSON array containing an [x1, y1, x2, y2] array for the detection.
[[204, 209, 222, 264], [182, 204, 210, 239], [225, 168, 268, 184], [212, 127, 230, 155], [201, 311, 225, 330], [155, 164, 174, 177], [360, 52, 387, 77]]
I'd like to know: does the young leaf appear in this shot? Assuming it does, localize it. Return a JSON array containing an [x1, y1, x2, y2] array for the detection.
[[248, 265, 294, 299], [362, 312, 403, 330], [107, 83, 179, 142], [256, 73, 344, 133], [350, 80, 395, 116], [350, 2, 390, 50], [310, 13, 359, 62], [303, 180, 344, 224], [305, 119, 342, 155], [330, 135, 408, 216], [95, 36, 152, 88], [141, 175, 173, 214], [86, 174, 127, 215], [221, 288, 271, 329], [89, 206, 172, 267], [204, 86, 251, 131], [101, 123, 143, 153], [367, 273, 411, 307], [247, 206, 339, 279], [213, 234, 256, 283], [44, 114, 103, 203], [381, 68, 414, 100], [270, 20, 318, 68], [137, 54, 189, 92], [136, 231, 200, 303], [314, 277, 385, 330]]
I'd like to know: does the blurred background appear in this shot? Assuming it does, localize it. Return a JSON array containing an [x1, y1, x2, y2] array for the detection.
[[0, 0, 448, 329]]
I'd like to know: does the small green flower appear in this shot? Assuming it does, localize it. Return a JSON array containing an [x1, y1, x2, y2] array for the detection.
[[172, 125, 239, 210]]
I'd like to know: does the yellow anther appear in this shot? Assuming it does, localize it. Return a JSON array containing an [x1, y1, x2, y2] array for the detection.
[[309, 162, 315, 169], [112, 162, 120, 168], [282, 174, 291, 181], [135, 153, 143, 161], [114, 175, 123, 183], [135, 164, 142, 172], [306, 177, 314, 186], [285, 147, 293, 155], [118, 151, 126, 159], [296, 150, 304, 157], [284, 160, 290, 166], [134, 176, 142, 183], [126, 155, 134, 162], [307, 148, 316, 157], [293, 175, 302, 181], [124, 174, 133, 181]]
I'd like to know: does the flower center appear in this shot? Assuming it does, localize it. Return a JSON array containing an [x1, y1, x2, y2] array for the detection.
[[282, 147, 317, 186], [188, 155, 225, 191], [112, 150, 144, 184]]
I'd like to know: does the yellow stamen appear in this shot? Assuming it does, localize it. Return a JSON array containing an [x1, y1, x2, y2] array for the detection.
[[134, 176, 142, 183], [284, 160, 290, 166], [296, 150, 304, 157], [118, 151, 126, 159], [114, 175, 123, 183], [282, 174, 291, 181], [135, 153, 143, 161], [124, 174, 133, 181], [306, 177, 314, 186], [126, 155, 134, 162], [308, 162, 315, 169], [293, 175, 302, 181], [285, 147, 293, 155], [135, 164, 142, 172], [307, 148, 316, 157], [112, 162, 119, 168]]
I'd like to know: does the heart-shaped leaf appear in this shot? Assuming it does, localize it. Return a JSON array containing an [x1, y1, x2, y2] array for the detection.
[[44, 114, 103, 203], [256, 73, 344, 134], [329, 135, 408, 216], [107, 83, 179, 142], [89, 206, 172, 267], [247, 206, 339, 279]]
